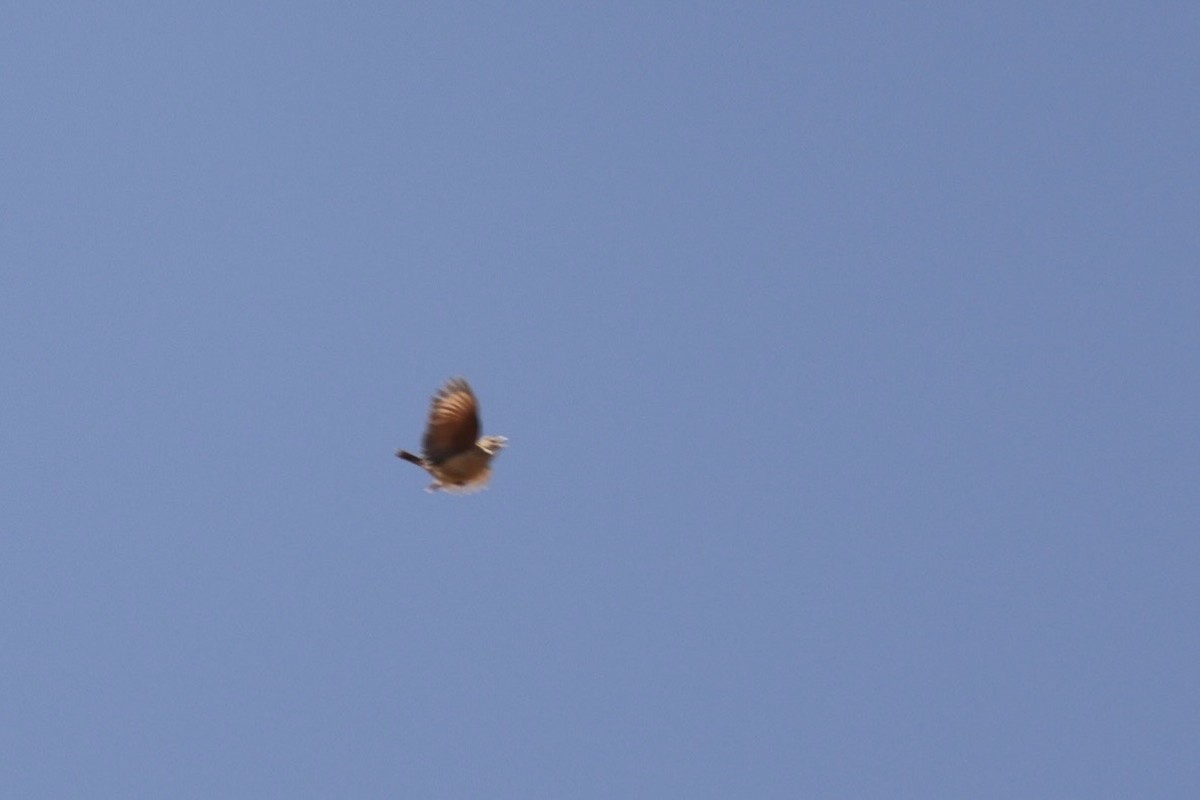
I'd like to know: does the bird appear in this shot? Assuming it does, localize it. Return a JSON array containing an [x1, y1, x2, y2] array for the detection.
[[395, 377, 507, 493]]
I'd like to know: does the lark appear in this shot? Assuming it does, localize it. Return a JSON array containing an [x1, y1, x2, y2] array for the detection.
[[396, 378, 507, 493]]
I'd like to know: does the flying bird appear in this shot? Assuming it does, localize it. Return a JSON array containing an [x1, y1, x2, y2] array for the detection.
[[395, 377, 507, 493]]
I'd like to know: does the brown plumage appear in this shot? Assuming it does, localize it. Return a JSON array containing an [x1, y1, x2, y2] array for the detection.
[[396, 378, 507, 493]]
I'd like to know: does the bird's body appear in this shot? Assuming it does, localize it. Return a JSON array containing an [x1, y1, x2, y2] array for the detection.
[[396, 378, 507, 493], [396, 445, 498, 492]]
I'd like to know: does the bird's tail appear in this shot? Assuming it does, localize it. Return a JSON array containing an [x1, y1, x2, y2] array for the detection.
[[395, 449, 424, 466]]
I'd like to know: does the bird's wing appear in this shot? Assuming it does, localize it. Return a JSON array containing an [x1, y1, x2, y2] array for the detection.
[[422, 378, 481, 461]]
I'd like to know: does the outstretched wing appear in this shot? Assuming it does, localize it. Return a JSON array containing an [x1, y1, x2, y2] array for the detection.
[[422, 378, 481, 462]]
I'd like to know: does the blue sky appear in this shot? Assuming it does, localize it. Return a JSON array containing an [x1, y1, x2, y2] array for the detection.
[[2, 3, 1197, 797]]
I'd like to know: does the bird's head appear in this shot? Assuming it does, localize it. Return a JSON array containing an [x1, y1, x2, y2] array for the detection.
[[478, 435, 508, 456]]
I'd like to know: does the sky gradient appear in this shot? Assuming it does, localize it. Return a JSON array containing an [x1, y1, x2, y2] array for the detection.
[[2, 4, 1197, 797]]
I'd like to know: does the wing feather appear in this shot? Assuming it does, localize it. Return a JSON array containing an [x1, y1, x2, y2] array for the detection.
[[421, 378, 480, 461]]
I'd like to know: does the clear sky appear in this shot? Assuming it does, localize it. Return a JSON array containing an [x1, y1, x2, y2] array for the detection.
[[2, 3, 1197, 797]]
